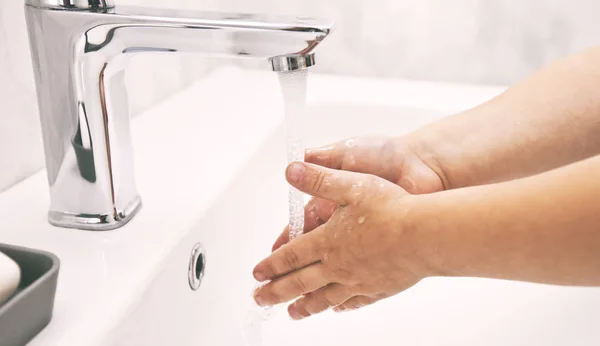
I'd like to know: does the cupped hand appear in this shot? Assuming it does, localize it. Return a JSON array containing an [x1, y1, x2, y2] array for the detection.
[[253, 162, 435, 320], [271, 136, 443, 252]]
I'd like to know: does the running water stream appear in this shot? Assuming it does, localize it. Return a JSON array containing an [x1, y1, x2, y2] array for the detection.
[[243, 69, 308, 346]]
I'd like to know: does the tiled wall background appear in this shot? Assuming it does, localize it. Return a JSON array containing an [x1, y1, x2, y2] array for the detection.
[[2, 0, 600, 191]]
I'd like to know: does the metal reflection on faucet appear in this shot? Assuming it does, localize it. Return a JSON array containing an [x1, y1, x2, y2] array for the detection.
[[24, 0, 334, 230], [28, 0, 115, 10]]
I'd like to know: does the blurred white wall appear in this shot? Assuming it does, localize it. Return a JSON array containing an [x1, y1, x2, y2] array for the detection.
[[2, 0, 600, 191], [171, 0, 600, 86]]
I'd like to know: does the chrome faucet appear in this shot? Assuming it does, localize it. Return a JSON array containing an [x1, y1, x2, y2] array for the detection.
[[24, 0, 333, 231]]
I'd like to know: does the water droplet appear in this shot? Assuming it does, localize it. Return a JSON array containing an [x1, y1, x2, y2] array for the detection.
[[347, 152, 357, 166]]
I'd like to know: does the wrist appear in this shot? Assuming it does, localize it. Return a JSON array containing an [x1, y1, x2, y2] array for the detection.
[[388, 135, 448, 194], [400, 132, 453, 192], [400, 193, 456, 279], [406, 182, 510, 280]]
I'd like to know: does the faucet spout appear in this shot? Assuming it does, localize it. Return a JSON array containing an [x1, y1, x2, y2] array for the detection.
[[24, 2, 334, 230]]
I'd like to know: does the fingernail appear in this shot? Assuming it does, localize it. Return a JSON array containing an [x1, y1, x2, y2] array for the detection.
[[287, 162, 305, 183], [254, 271, 266, 282], [333, 306, 345, 313], [255, 295, 267, 307], [289, 306, 303, 320]]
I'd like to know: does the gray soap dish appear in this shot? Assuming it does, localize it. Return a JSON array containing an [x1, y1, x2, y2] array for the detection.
[[0, 243, 60, 346]]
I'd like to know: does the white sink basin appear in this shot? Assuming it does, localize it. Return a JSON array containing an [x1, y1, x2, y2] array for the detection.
[[1, 66, 599, 345]]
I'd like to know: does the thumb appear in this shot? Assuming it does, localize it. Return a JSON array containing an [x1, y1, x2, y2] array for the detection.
[[286, 162, 370, 205]]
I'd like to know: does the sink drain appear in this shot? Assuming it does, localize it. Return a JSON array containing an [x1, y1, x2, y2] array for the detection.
[[188, 243, 206, 290]]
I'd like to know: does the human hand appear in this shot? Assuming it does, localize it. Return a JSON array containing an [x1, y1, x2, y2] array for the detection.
[[271, 136, 443, 252], [253, 162, 436, 320]]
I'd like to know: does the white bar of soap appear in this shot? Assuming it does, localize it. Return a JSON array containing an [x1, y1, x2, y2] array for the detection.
[[0, 251, 21, 305]]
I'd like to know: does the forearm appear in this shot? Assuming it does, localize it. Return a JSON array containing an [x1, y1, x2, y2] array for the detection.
[[413, 154, 600, 286], [408, 45, 600, 190]]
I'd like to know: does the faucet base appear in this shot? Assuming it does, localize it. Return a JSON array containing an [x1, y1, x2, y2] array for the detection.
[[48, 197, 142, 231]]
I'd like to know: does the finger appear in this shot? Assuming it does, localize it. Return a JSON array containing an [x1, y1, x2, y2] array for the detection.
[[254, 226, 327, 282], [304, 197, 338, 231], [253, 263, 330, 307], [333, 295, 376, 313], [271, 228, 290, 253], [305, 141, 347, 169], [286, 162, 375, 205], [272, 198, 337, 252], [288, 283, 353, 320], [306, 137, 394, 172]]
